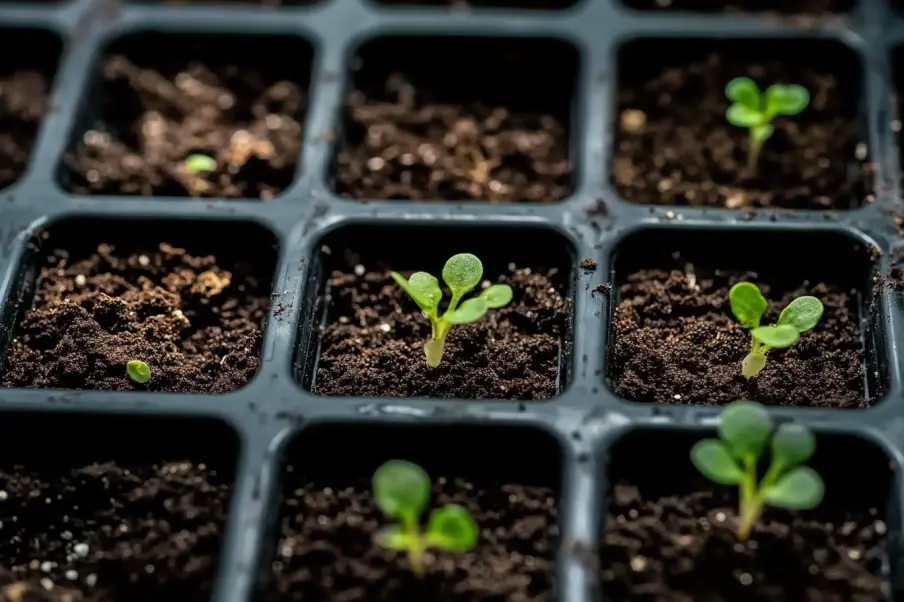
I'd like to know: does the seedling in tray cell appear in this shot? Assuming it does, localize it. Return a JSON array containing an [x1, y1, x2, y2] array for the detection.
[[691, 400, 825, 541], [126, 360, 151, 384], [180, 154, 218, 197], [391, 253, 513, 368], [729, 282, 823, 379], [725, 77, 810, 173], [373, 459, 479, 576]]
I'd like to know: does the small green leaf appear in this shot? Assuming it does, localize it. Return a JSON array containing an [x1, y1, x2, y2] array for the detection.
[[751, 123, 774, 144], [425, 505, 479, 551], [771, 423, 816, 469], [725, 77, 761, 110], [184, 154, 217, 174], [719, 400, 773, 459], [126, 360, 150, 384], [765, 84, 810, 116], [726, 104, 765, 129], [751, 324, 800, 348], [442, 254, 483, 296], [729, 282, 768, 329], [376, 525, 414, 551], [690, 440, 744, 485], [444, 297, 489, 324], [391, 272, 440, 313], [762, 466, 825, 510], [373, 460, 431, 521], [777, 296, 823, 333], [479, 284, 513, 309]]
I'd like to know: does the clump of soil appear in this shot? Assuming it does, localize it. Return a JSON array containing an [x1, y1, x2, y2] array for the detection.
[[610, 265, 867, 407], [1, 242, 271, 393], [264, 467, 558, 602], [621, 0, 850, 13], [612, 44, 871, 209], [66, 51, 307, 199], [312, 265, 569, 399], [0, 460, 232, 602], [0, 70, 53, 191]]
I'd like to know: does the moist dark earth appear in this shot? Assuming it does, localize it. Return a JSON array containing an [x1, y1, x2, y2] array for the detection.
[[621, 0, 851, 12], [0, 69, 53, 191], [1, 242, 270, 393], [66, 52, 307, 199], [610, 266, 866, 407], [0, 460, 232, 602], [612, 46, 871, 209], [313, 265, 569, 400], [264, 467, 558, 602]]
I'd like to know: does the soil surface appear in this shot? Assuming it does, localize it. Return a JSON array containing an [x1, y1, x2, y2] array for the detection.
[[0, 460, 232, 602], [313, 265, 569, 399], [336, 73, 572, 202], [265, 468, 558, 602], [0, 70, 53, 191], [613, 48, 871, 209], [610, 266, 866, 407], [602, 480, 888, 602], [1, 242, 270, 393], [66, 53, 307, 199], [621, 0, 850, 12]]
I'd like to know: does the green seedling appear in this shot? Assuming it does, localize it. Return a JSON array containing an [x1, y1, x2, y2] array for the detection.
[[691, 400, 825, 541], [725, 77, 810, 172], [181, 154, 217, 197], [126, 360, 150, 384], [373, 459, 479, 576], [729, 282, 823, 379], [391, 253, 513, 368]]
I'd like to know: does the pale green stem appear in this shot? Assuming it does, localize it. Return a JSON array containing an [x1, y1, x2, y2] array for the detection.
[[738, 454, 762, 540], [748, 132, 762, 173]]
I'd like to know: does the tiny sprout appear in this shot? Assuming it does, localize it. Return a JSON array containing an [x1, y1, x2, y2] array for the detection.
[[725, 77, 810, 172], [729, 282, 823, 379], [126, 360, 151, 384], [691, 400, 825, 540], [391, 253, 513, 368], [181, 154, 217, 197], [373, 460, 478, 576]]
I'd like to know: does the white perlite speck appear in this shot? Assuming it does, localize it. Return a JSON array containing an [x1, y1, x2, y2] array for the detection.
[[66, 570, 78, 580], [73, 543, 89, 557], [0, 490, 9, 501], [354, 264, 365, 276]]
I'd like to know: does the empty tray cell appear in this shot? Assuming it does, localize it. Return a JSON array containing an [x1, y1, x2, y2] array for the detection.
[[296, 224, 574, 400], [0, 413, 238, 601], [264, 423, 561, 601], [620, 0, 852, 13], [0, 28, 61, 192], [63, 32, 313, 199], [334, 36, 578, 203], [0, 218, 278, 393], [612, 39, 869, 210], [600, 428, 895, 600], [607, 228, 882, 407]]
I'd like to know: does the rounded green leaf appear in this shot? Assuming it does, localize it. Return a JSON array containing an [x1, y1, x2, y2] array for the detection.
[[442, 254, 483, 295], [771, 423, 816, 469], [777, 296, 823, 333], [725, 77, 761, 109], [765, 84, 810, 117], [373, 460, 431, 521], [690, 440, 744, 485], [185, 154, 217, 173], [126, 360, 150, 384], [762, 466, 825, 510], [729, 282, 768, 329], [391, 271, 439, 313], [751, 123, 774, 144], [718, 400, 773, 459], [751, 324, 800, 348], [480, 284, 513, 309], [375, 525, 413, 551], [444, 297, 489, 324], [425, 505, 479, 551], [726, 104, 765, 129]]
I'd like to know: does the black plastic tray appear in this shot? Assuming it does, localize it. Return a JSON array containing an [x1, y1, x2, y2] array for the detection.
[[0, 0, 903, 599]]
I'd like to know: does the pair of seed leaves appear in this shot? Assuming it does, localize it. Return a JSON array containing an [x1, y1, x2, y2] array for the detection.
[[691, 401, 824, 509], [729, 282, 823, 348], [725, 77, 810, 143]]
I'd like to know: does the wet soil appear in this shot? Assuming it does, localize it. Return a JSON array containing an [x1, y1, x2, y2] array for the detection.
[[66, 49, 308, 199], [1, 242, 270, 393], [0, 69, 53, 192], [612, 44, 871, 209], [313, 265, 569, 400], [264, 468, 558, 602], [621, 0, 851, 13]]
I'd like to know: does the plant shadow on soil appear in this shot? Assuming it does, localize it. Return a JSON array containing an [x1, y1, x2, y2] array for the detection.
[[600, 429, 899, 602], [0, 413, 238, 602], [607, 228, 884, 408], [295, 224, 575, 400], [261, 423, 562, 602]]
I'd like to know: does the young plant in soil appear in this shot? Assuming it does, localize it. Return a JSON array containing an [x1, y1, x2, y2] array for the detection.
[[691, 400, 825, 540], [127, 360, 151, 384], [180, 154, 217, 197], [373, 459, 479, 575], [729, 282, 823, 379], [391, 253, 513, 368], [725, 77, 810, 172]]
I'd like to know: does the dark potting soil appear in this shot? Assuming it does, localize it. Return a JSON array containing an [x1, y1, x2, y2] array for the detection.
[[313, 265, 568, 399], [610, 266, 866, 407], [0, 242, 270, 393], [620, 0, 851, 13], [65, 42, 308, 199], [0, 69, 53, 192], [264, 468, 558, 602], [612, 43, 871, 210], [0, 460, 232, 602]]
